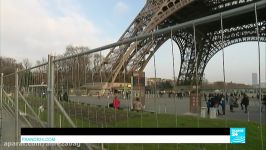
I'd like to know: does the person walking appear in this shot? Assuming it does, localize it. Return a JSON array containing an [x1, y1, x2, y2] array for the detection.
[[261, 94, 266, 112], [63, 92, 68, 102], [241, 94, 249, 113], [207, 95, 212, 114], [220, 95, 225, 115], [213, 94, 220, 115], [229, 94, 234, 112]]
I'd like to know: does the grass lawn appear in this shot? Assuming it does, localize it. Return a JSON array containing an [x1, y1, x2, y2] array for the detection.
[[104, 111, 266, 150], [12, 96, 266, 150]]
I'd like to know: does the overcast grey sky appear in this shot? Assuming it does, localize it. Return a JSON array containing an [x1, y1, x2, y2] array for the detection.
[[1, 0, 265, 85]]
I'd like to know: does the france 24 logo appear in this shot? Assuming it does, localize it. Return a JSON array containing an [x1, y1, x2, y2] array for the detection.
[[230, 128, 245, 144]]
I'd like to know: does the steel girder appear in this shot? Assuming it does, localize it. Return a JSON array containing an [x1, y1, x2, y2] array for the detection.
[[102, 1, 161, 73], [104, 0, 194, 84], [205, 0, 257, 11], [102, 0, 265, 86], [172, 20, 266, 86], [126, 21, 266, 86]]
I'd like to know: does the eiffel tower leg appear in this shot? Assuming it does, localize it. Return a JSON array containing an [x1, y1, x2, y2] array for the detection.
[[173, 33, 195, 86], [174, 32, 208, 86]]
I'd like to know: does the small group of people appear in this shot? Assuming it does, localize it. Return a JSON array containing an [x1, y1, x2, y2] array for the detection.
[[109, 96, 143, 112], [206, 93, 225, 115], [206, 92, 251, 115], [167, 91, 186, 99], [229, 93, 249, 113]]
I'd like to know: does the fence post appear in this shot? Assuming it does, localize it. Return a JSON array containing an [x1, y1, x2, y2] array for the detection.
[[47, 55, 55, 127], [0, 73, 3, 108], [0, 73, 3, 142], [0, 73, 3, 113], [15, 68, 19, 143]]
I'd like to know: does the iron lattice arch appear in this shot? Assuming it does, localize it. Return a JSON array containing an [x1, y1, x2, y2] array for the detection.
[[101, 0, 266, 86]]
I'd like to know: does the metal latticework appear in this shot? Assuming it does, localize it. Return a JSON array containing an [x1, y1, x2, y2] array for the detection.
[[102, 0, 266, 86]]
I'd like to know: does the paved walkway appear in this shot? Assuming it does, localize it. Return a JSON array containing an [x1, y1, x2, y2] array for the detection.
[[70, 95, 266, 124]]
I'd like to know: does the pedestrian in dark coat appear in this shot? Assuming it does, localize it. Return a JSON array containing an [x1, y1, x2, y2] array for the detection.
[[220, 96, 225, 115], [229, 94, 234, 112], [241, 94, 249, 113], [261, 95, 266, 112]]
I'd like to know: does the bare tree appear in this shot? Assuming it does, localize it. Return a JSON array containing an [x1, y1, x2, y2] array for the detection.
[[22, 58, 32, 69]]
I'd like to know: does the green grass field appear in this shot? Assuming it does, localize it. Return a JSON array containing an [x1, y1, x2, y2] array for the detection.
[[8, 95, 266, 150], [104, 112, 266, 150]]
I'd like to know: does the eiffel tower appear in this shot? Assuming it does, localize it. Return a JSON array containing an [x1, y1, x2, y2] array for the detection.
[[102, 0, 266, 86]]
